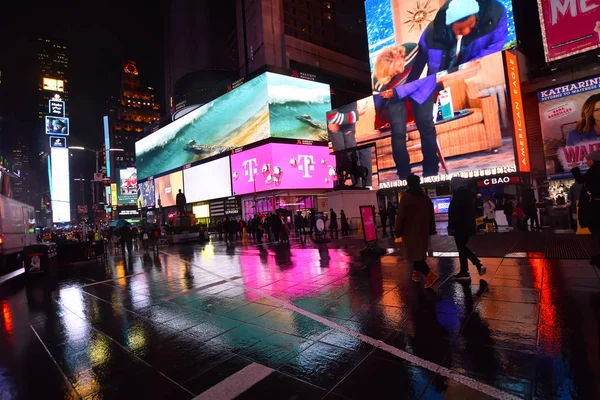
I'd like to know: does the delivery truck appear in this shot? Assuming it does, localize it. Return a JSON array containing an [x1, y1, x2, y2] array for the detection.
[[0, 194, 36, 270]]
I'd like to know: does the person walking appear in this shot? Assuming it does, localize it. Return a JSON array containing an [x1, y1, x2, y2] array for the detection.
[[379, 206, 389, 237], [387, 203, 397, 235], [522, 187, 540, 232], [340, 209, 350, 236], [483, 197, 498, 231], [503, 199, 514, 228], [254, 215, 264, 244], [395, 175, 439, 288], [329, 209, 339, 239], [119, 225, 133, 254], [294, 211, 304, 237], [572, 151, 600, 266], [271, 212, 282, 243], [448, 178, 485, 280]]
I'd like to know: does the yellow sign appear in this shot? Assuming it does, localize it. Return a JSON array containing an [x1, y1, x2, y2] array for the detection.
[[110, 183, 117, 206], [193, 204, 210, 218], [42, 78, 64, 92]]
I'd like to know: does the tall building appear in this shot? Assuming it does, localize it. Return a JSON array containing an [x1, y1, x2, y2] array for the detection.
[[37, 38, 69, 122], [236, 0, 371, 104], [163, 0, 371, 114], [109, 61, 161, 173], [163, 0, 239, 111], [10, 142, 32, 205]]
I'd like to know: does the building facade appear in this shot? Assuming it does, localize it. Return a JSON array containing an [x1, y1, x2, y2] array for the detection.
[[235, 0, 371, 105], [109, 61, 161, 173]]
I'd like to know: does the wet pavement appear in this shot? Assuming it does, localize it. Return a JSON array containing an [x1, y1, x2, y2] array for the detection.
[[1, 238, 600, 399]]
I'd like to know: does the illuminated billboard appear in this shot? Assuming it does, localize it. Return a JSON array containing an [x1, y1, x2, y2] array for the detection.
[[135, 72, 331, 179], [50, 147, 71, 223], [45, 116, 69, 136], [364, 0, 515, 94], [538, 75, 600, 178], [537, 0, 600, 63], [138, 179, 155, 208], [155, 171, 184, 207], [43, 78, 65, 92], [117, 168, 137, 205], [110, 183, 117, 206], [230, 143, 336, 195], [326, 51, 520, 189], [183, 157, 232, 203]]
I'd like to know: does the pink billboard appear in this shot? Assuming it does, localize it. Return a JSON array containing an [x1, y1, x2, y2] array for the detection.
[[538, 0, 600, 62], [231, 143, 336, 195]]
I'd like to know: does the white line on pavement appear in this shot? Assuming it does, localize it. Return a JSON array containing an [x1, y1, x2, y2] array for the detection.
[[0, 268, 25, 286], [161, 250, 521, 400], [193, 363, 274, 400]]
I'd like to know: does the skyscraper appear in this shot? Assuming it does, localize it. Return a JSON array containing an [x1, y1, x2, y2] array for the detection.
[[109, 61, 161, 174], [163, 0, 371, 112], [10, 142, 32, 205], [37, 38, 69, 122]]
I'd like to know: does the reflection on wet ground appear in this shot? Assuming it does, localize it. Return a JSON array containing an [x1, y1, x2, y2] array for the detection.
[[1, 239, 599, 399]]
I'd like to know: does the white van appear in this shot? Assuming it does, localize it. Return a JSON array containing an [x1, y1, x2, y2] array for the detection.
[[0, 194, 36, 270]]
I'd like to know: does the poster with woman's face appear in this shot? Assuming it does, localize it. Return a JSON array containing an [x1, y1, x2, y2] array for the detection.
[[538, 76, 600, 178]]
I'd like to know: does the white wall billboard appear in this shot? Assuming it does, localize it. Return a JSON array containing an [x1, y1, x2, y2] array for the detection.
[[183, 157, 232, 203], [50, 147, 71, 223]]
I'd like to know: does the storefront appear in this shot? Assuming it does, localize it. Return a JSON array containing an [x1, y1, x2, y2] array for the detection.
[[241, 192, 327, 221]]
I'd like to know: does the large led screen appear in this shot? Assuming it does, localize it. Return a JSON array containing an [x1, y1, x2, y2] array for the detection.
[[538, 75, 600, 178], [326, 51, 519, 189], [45, 116, 69, 136], [231, 143, 336, 195], [183, 157, 232, 203], [537, 0, 600, 63], [136, 72, 331, 180], [117, 168, 137, 205], [138, 179, 155, 208], [266, 72, 331, 141], [50, 147, 71, 223], [365, 0, 515, 94], [154, 171, 184, 207]]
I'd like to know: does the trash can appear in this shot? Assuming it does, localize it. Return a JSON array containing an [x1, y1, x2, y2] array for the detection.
[[23, 243, 58, 275]]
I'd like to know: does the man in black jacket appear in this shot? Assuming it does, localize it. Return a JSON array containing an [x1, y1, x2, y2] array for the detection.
[[449, 178, 485, 280]]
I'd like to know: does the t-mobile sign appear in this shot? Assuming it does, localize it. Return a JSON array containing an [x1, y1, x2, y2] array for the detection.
[[231, 143, 336, 195]]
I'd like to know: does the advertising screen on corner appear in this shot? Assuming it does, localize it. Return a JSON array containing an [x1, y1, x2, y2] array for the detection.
[[183, 157, 232, 203], [364, 0, 515, 94], [327, 50, 522, 190], [538, 75, 600, 179], [154, 171, 183, 207], [135, 72, 331, 180], [230, 143, 336, 195]]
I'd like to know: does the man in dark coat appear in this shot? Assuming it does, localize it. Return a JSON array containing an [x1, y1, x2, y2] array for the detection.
[[448, 177, 485, 280], [329, 209, 338, 239], [572, 151, 600, 266], [271, 213, 283, 243], [176, 189, 186, 216], [387, 203, 397, 234], [379, 206, 389, 237], [395, 175, 438, 288], [119, 225, 133, 254]]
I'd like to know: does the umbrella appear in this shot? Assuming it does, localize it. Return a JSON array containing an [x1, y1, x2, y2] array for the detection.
[[109, 219, 131, 228]]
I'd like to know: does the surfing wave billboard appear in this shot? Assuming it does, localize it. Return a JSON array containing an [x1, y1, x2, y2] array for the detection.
[[136, 72, 331, 180]]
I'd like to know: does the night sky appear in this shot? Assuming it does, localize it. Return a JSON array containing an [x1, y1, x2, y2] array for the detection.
[[2, 0, 165, 175]]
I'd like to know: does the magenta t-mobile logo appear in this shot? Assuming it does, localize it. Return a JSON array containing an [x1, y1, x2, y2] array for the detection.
[[297, 155, 315, 178], [242, 158, 258, 182]]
